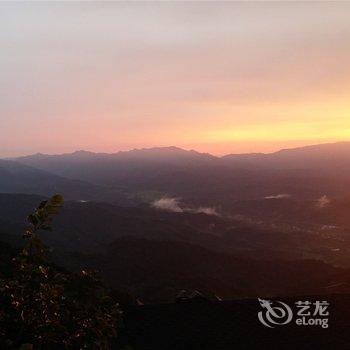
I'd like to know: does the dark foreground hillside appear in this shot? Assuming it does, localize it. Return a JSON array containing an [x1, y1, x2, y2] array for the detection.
[[118, 294, 350, 350], [2, 194, 350, 303], [62, 237, 350, 303]]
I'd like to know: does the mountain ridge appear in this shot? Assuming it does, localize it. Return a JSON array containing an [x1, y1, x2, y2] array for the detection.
[[4, 141, 350, 203], [9, 141, 350, 160], [0, 159, 102, 200]]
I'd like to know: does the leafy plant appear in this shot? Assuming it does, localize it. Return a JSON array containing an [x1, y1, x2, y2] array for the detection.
[[0, 195, 122, 349]]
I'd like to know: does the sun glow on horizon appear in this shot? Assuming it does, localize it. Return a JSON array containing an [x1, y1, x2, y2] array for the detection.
[[0, 2, 350, 157]]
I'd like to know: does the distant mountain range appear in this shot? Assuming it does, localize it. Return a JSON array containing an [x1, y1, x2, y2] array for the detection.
[[0, 142, 348, 205], [223, 142, 350, 174], [15, 141, 350, 173]]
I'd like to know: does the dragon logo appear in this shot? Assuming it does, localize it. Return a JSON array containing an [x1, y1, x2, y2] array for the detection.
[[258, 298, 293, 328]]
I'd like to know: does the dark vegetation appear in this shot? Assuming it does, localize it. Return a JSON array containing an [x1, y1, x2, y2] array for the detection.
[[0, 195, 121, 349]]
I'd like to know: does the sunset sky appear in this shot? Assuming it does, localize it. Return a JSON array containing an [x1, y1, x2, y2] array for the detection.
[[1, 1, 350, 157]]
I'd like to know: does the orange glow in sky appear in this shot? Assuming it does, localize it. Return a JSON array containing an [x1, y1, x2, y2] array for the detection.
[[1, 2, 350, 156]]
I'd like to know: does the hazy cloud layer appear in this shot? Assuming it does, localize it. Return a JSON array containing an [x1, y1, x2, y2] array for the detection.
[[152, 197, 183, 213], [265, 194, 291, 200], [152, 197, 219, 216]]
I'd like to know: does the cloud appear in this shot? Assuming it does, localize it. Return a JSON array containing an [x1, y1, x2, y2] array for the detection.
[[316, 195, 330, 209], [195, 207, 219, 216], [151, 197, 219, 216], [152, 197, 183, 213], [264, 194, 291, 199]]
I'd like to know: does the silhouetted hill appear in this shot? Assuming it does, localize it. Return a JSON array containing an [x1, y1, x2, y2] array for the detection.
[[2, 194, 350, 305], [13, 143, 350, 203], [0, 193, 233, 252], [15, 147, 218, 185], [0, 159, 102, 200], [1, 193, 348, 267], [223, 141, 350, 175], [62, 237, 350, 303]]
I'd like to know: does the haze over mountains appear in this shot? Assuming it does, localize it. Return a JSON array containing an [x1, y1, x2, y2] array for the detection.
[[3, 141, 350, 222], [3, 142, 350, 204], [15, 142, 350, 176], [0, 159, 102, 200], [2, 142, 350, 302]]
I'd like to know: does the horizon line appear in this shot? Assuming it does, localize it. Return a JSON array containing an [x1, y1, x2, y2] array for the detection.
[[4, 140, 350, 160]]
